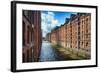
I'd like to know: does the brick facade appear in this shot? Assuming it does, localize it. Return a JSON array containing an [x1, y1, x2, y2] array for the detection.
[[22, 10, 42, 62], [47, 13, 91, 51]]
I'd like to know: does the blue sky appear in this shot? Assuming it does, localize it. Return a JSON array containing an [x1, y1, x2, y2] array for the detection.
[[54, 12, 77, 24], [41, 11, 77, 37]]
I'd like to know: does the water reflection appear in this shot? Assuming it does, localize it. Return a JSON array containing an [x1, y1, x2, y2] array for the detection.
[[39, 41, 60, 62]]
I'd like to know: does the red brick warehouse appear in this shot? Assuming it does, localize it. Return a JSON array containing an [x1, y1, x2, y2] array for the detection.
[[48, 13, 91, 53], [22, 10, 42, 62]]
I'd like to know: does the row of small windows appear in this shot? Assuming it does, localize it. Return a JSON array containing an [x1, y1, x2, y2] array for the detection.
[[71, 41, 89, 47], [23, 22, 34, 46]]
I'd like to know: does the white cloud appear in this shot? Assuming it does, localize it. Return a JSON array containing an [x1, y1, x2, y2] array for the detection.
[[48, 12, 54, 16], [41, 11, 59, 37], [52, 19, 58, 25]]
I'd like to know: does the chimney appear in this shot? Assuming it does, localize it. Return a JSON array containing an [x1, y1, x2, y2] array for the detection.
[[65, 18, 69, 24], [71, 14, 76, 18]]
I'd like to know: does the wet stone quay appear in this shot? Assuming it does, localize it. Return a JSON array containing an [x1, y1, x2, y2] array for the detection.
[[39, 41, 90, 62]]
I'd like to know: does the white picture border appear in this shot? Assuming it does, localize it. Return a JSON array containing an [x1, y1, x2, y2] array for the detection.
[[16, 3, 96, 70]]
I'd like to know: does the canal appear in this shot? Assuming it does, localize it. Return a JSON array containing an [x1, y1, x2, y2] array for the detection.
[[39, 41, 61, 62]]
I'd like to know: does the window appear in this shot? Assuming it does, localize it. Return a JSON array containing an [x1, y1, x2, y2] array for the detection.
[[86, 18, 88, 23], [81, 42, 83, 45], [23, 21, 25, 46], [27, 26, 30, 44], [82, 20, 84, 24], [86, 42, 88, 47], [87, 28, 88, 32]]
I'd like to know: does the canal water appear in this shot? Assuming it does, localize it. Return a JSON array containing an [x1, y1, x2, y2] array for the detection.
[[39, 41, 60, 62]]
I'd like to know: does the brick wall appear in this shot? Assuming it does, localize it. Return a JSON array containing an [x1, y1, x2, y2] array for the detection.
[[22, 10, 42, 62], [48, 13, 91, 51]]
